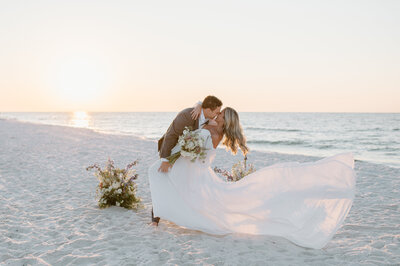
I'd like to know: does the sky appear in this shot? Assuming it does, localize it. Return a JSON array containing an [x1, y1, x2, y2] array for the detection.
[[0, 0, 399, 112]]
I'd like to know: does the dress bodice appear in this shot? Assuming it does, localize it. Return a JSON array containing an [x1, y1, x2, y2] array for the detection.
[[197, 129, 216, 166], [197, 128, 214, 149]]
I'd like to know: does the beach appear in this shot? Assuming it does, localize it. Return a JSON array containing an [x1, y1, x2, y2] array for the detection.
[[0, 119, 399, 265]]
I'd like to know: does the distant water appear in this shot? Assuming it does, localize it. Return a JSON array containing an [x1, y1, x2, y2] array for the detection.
[[1, 112, 399, 168]]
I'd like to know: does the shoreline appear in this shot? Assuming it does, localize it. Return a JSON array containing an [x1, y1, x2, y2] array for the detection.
[[0, 117, 396, 169]]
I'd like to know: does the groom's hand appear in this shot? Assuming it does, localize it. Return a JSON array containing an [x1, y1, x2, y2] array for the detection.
[[158, 161, 171, 173]]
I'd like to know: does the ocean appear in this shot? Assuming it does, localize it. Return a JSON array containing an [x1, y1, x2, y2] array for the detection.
[[1, 112, 399, 168]]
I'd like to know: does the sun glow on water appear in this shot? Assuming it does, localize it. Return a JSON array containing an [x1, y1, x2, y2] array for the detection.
[[69, 111, 91, 128]]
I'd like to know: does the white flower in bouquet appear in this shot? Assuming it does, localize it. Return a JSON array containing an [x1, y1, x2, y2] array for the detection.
[[167, 126, 209, 165]]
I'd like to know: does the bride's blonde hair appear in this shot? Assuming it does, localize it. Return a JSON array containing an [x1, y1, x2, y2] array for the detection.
[[222, 107, 249, 155]]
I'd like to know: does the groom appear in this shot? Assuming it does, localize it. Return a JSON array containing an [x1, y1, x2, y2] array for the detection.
[[157, 95, 223, 173], [151, 95, 223, 225]]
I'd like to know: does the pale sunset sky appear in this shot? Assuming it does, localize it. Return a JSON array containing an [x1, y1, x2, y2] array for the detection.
[[1, 0, 399, 112]]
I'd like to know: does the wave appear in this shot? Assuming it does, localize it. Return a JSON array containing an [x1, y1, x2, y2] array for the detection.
[[273, 129, 301, 132], [248, 141, 350, 151], [247, 140, 306, 146], [245, 127, 266, 131], [245, 127, 301, 132], [347, 127, 385, 132], [315, 144, 334, 149], [367, 147, 399, 152]]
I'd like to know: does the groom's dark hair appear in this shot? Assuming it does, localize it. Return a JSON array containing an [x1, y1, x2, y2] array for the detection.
[[202, 95, 222, 111]]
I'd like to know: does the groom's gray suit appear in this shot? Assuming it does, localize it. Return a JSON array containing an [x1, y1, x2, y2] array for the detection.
[[158, 107, 202, 159]]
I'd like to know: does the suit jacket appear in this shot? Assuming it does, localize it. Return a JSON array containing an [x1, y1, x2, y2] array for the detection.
[[158, 107, 200, 159]]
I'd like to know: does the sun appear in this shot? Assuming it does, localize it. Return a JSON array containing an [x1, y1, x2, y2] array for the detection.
[[47, 56, 112, 109], [69, 111, 91, 128]]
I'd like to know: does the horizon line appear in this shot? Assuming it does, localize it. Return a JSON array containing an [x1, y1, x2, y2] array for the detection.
[[1, 111, 399, 114]]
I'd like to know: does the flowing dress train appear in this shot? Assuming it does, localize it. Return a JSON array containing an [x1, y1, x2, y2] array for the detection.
[[149, 129, 356, 249]]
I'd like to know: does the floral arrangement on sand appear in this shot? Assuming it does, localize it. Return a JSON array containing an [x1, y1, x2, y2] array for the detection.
[[167, 126, 208, 165], [86, 159, 141, 209], [214, 156, 256, 182]]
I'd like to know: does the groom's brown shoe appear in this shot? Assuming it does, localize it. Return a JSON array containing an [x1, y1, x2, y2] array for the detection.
[[151, 208, 160, 226]]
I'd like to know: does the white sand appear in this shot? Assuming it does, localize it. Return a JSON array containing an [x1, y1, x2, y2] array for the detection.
[[0, 119, 399, 265]]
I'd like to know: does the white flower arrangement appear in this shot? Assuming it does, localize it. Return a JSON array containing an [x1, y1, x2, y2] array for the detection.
[[214, 156, 256, 182], [86, 159, 141, 209], [167, 127, 208, 165]]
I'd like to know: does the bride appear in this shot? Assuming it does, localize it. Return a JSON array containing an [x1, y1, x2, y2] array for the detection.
[[148, 107, 356, 249]]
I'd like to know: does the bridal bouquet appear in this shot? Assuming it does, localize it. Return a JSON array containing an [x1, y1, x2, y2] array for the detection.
[[167, 126, 208, 165], [86, 159, 141, 209], [214, 156, 256, 182]]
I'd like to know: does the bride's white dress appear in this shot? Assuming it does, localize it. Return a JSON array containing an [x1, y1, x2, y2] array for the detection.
[[148, 129, 356, 249]]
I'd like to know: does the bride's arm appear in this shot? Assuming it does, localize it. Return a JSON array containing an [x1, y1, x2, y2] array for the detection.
[[191, 101, 202, 120]]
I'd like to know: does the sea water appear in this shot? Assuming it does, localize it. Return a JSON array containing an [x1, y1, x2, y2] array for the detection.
[[1, 112, 399, 168]]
